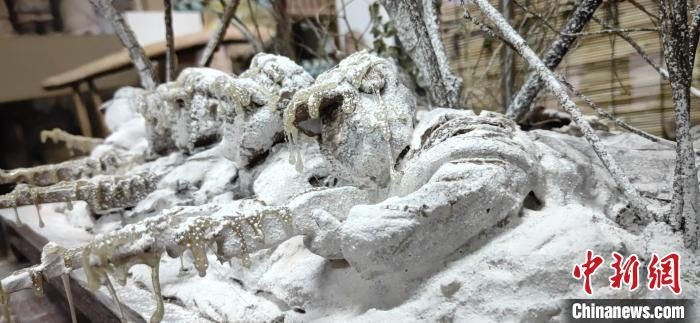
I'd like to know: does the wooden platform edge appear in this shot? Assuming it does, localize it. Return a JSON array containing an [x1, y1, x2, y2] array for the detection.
[[1, 218, 146, 323]]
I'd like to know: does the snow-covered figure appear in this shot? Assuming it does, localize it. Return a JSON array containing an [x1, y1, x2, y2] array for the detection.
[[282, 51, 539, 279], [0, 51, 693, 323], [339, 110, 541, 279], [285, 50, 416, 189], [139, 53, 314, 158]]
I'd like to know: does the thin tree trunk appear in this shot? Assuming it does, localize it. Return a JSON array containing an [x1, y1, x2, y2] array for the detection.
[[199, 0, 240, 67], [89, 0, 157, 90], [163, 0, 176, 81], [380, 0, 463, 108], [500, 0, 514, 110], [506, 0, 603, 121], [659, 0, 700, 249], [272, 0, 295, 60], [468, 0, 652, 222]]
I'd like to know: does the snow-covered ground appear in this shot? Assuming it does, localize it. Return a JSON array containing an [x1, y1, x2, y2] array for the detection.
[[3, 114, 697, 323]]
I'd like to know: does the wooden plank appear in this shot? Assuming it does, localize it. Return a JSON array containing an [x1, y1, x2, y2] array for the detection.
[[70, 84, 93, 138], [87, 80, 110, 137], [2, 218, 146, 323]]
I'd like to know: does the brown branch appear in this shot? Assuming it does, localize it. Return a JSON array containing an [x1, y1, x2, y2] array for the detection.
[[199, 0, 241, 67], [339, 0, 360, 51], [506, 0, 604, 121], [272, 0, 295, 60], [628, 0, 659, 24], [247, 0, 264, 46], [231, 16, 263, 53], [562, 27, 658, 36]]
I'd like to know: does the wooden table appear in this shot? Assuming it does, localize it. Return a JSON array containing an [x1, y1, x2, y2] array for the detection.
[[41, 28, 271, 138]]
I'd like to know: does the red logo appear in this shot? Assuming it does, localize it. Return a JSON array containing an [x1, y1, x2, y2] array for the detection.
[[572, 249, 605, 295], [647, 252, 682, 294], [609, 252, 640, 291], [573, 251, 682, 295]]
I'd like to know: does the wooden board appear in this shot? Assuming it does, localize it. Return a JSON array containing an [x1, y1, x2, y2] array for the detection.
[[42, 27, 272, 90], [1, 218, 146, 323]]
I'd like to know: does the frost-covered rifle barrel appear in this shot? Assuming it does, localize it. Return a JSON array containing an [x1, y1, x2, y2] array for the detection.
[[40, 128, 104, 155], [0, 202, 295, 295], [0, 173, 157, 213], [0, 153, 123, 187]]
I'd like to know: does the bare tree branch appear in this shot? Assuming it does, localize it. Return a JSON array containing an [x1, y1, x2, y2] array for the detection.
[[562, 27, 658, 36], [88, 0, 157, 90], [555, 74, 675, 147], [231, 16, 263, 53], [380, 0, 463, 108], [339, 0, 360, 51], [506, 0, 603, 121], [467, 0, 653, 222], [199, 0, 240, 67], [498, 1, 676, 148], [164, 0, 176, 81], [590, 16, 700, 98], [628, 0, 659, 24], [247, 0, 265, 46], [272, 0, 295, 60]]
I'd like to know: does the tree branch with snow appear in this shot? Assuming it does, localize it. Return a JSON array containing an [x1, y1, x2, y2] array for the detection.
[[89, 0, 157, 90], [466, 0, 653, 222]]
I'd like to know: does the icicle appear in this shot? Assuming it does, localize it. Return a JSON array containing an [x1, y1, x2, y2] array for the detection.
[[82, 246, 102, 291], [0, 283, 11, 323], [240, 252, 251, 268], [29, 269, 44, 297], [104, 276, 127, 323], [246, 214, 265, 241], [176, 217, 212, 277], [284, 130, 305, 173], [276, 209, 293, 228], [294, 149, 304, 172], [35, 204, 44, 228], [288, 141, 297, 166], [61, 274, 77, 323], [150, 256, 164, 323]]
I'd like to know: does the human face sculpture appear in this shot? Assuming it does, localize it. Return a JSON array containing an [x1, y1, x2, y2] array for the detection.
[[285, 51, 416, 188]]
